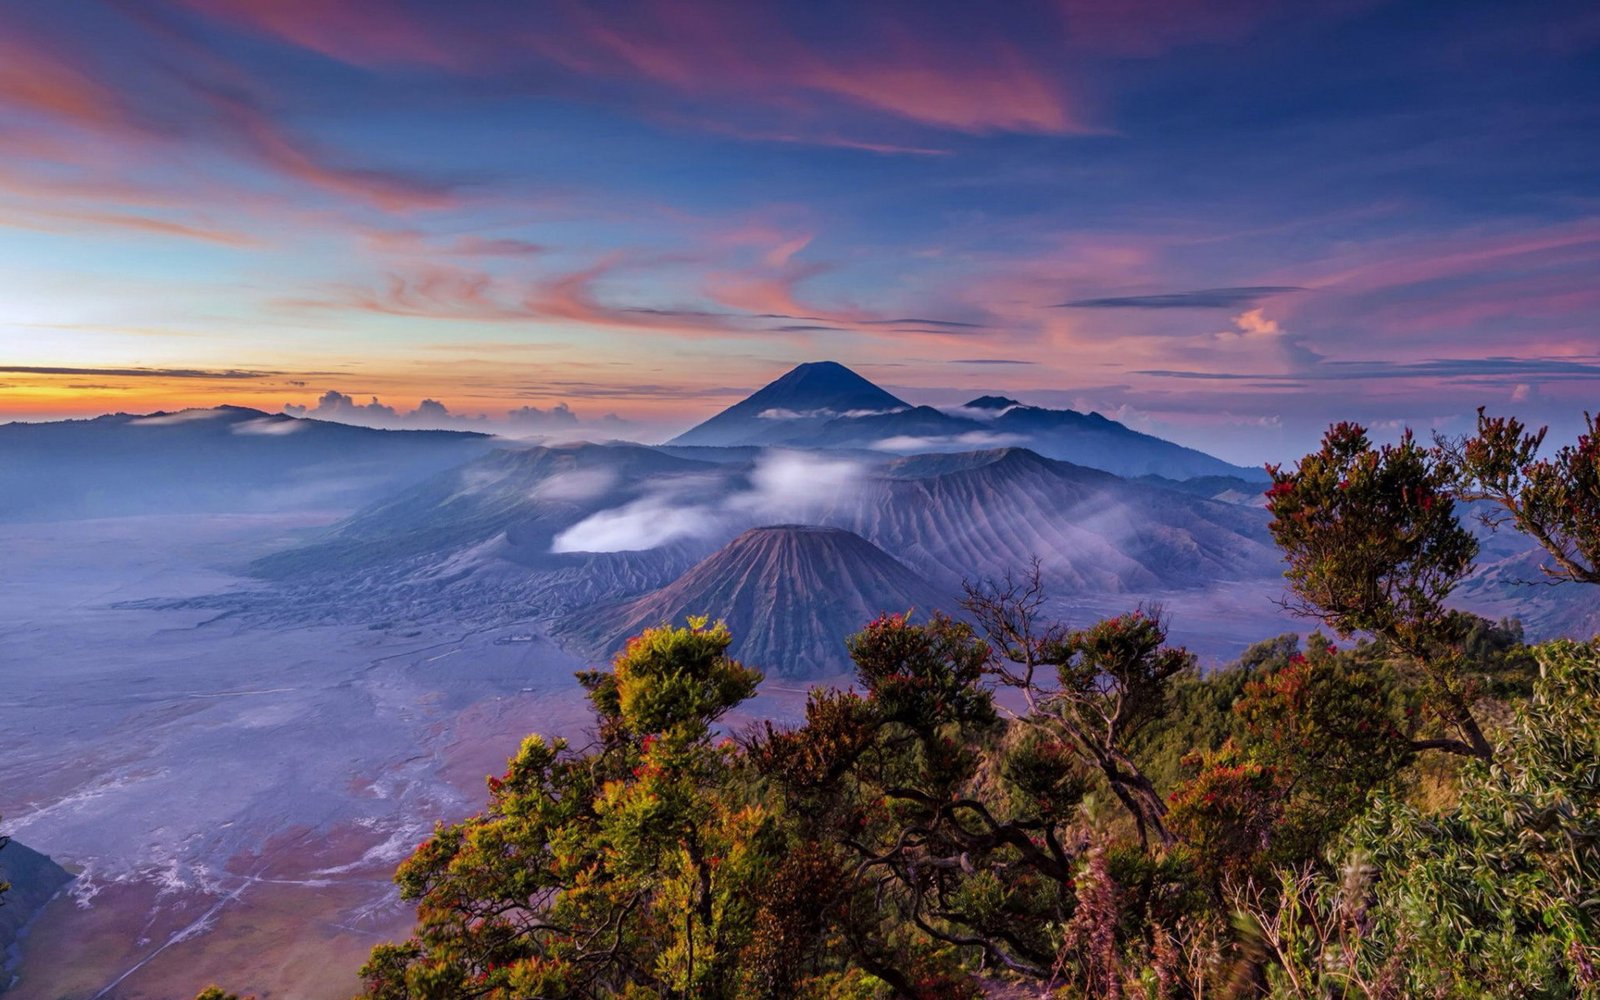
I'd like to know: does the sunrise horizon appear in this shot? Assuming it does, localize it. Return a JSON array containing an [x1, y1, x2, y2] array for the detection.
[[4, 0, 1598, 467]]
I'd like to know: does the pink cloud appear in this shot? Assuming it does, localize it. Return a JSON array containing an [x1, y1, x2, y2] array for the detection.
[[298, 257, 747, 338], [178, 0, 469, 70], [0, 7, 460, 218], [0, 34, 125, 129], [540, 1, 1086, 133], [0, 204, 260, 246], [1273, 218, 1600, 345], [193, 84, 457, 211], [184, 0, 1094, 137], [703, 260, 831, 318], [173, 1, 1334, 145]]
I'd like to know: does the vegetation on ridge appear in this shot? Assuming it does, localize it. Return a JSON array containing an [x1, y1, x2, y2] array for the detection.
[[198, 411, 1600, 999]]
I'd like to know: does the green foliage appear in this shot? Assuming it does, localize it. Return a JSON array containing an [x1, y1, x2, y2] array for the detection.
[[1446, 408, 1600, 585], [1129, 634, 1299, 795], [1348, 638, 1600, 997], [612, 616, 761, 737], [997, 725, 1093, 822], [1034, 609, 1194, 849], [963, 572, 1194, 850], [347, 608, 1587, 1000], [1167, 741, 1282, 885], [755, 613, 1060, 983], [359, 618, 782, 1000], [1266, 422, 1478, 654], [1267, 421, 1497, 760], [1055, 610, 1194, 749], [1234, 644, 1412, 858], [1252, 639, 1600, 999]]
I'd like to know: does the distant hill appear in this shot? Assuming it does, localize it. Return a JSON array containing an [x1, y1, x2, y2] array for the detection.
[[1134, 473, 1268, 505], [558, 525, 948, 677], [668, 362, 1260, 480], [257, 442, 1273, 594], [962, 395, 1023, 411], [0, 406, 494, 521]]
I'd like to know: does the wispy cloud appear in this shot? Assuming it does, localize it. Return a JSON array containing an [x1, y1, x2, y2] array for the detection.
[[282, 388, 635, 436], [1137, 356, 1600, 382], [0, 6, 463, 219], [1056, 286, 1303, 309], [189, 1, 1095, 138], [0, 365, 272, 379], [551, 449, 869, 552]]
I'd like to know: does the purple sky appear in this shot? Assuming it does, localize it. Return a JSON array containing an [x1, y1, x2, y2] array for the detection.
[[2, 0, 1597, 463]]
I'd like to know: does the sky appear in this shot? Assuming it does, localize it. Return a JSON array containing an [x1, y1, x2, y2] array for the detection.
[[0, 0, 1597, 464]]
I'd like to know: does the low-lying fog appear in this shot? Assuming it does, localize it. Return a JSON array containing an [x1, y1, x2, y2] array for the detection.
[[0, 514, 818, 998]]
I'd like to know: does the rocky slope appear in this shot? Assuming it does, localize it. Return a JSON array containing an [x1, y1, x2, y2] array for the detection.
[[837, 448, 1278, 591]]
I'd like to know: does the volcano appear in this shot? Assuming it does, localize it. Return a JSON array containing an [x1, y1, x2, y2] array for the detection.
[[559, 524, 950, 677], [667, 360, 909, 447]]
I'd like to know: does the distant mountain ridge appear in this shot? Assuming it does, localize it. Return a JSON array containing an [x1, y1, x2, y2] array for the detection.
[[669, 362, 1261, 480], [0, 406, 494, 521]]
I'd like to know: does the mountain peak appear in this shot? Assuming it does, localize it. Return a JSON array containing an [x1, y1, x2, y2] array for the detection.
[[762, 361, 901, 403], [668, 361, 907, 447], [963, 395, 1023, 410], [776, 359, 855, 378]]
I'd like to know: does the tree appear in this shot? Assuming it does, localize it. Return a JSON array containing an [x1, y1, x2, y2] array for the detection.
[[1166, 740, 1282, 887], [962, 568, 1192, 849], [1442, 407, 1600, 586], [751, 612, 1048, 987], [1172, 642, 1412, 882], [1265, 422, 1493, 759], [359, 618, 775, 1000], [1163, 633, 1419, 893]]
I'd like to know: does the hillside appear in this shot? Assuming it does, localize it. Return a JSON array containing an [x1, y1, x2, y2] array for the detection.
[[236, 442, 1280, 641], [839, 448, 1278, 591], [251, 441, 719, 578]]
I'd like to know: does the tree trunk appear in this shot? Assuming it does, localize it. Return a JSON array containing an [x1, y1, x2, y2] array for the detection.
[[1100, 749, 1175, 849]]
